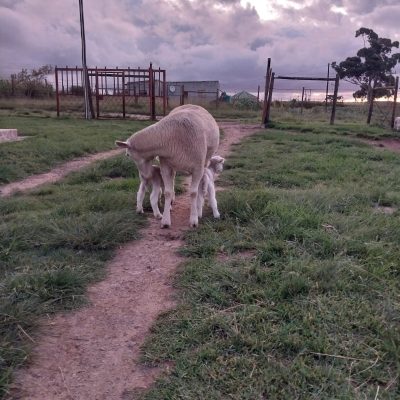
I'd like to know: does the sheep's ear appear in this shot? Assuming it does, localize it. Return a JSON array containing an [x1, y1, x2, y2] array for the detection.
[[214, 156, 225, 164], [115, 140, 130, 148]]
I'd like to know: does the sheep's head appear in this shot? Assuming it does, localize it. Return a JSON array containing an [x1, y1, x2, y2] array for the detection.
[[209, 155, 225, 173], [116, 140, 153, 179]]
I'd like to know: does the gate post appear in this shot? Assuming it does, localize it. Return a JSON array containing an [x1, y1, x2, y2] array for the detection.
[[391, 76, 399, 129], [55, 67, 60, 117], [330, 74, 340, 125], [122, 71, 126, 119]]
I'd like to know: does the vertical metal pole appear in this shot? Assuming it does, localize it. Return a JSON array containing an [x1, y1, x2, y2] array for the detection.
[[325, 63, 330, 112], [257, 85, 260, 102], [55, 67, 60, 117], [330, 74, 340, 125], [79, 0, 92, 119], [122, 71, 126, 118], [163, 70, 167, 116], [391, 76, 399, 129], [95, 68, 99, 118]]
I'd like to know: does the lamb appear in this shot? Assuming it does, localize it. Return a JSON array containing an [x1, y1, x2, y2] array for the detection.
[[197, 155, 225, 219], [136, 156, 225, 222], [116, 104, 220, 228], [136, 164, 164, 219], [394, 117, 400, 131]]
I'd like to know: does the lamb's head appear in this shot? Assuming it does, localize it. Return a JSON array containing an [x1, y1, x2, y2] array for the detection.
[[116, 140, 153, 179], [209, 155, 225, 174]]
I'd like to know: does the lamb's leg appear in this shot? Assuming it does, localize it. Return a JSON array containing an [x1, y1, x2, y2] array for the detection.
[[197, 178, 206, 218], [189, 168, 204, 228], [197, 189, 204, 219], [160, 165, 174, 228], [150, 183, 163, 219], [136, 181, 146, 214], [208, 181, 220, 219]]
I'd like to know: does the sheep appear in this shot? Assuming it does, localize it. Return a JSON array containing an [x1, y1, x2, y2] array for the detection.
[[116, 104, 219, 228], [197, 155, 225, 219], [136, 164, 164, 219], [394, 117, 400, 131]]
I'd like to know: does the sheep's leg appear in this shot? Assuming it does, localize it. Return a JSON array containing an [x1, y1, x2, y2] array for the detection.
[[171, 170, 176, 205], [150, 184, 163, 219], [160, 165, 175, 228], [189, 169, 204, 228], [136, 181, 146, 214], [208, 182, 220, 219]]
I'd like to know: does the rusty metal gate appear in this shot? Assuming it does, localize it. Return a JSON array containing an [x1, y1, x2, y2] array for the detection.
[[55, 64, 167, 119]]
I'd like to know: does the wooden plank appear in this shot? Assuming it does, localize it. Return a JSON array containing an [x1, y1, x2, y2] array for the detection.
[[276, 76, 336, 81], [391, 76, 399, 129]]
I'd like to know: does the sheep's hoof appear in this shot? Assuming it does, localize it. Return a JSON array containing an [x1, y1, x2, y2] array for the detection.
[[136, 208, 144, 214], [214, 213, 221, 219], [155, 213, 163, 220], [161, 223, 171, 229]]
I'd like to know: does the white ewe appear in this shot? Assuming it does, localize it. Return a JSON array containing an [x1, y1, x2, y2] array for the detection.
[[116, 105, 219, 228], [197, 155, 225, 219], [394, 117, 400, 131]]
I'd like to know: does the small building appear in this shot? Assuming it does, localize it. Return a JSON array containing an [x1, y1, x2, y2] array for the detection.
[[167, 81, 219, 101]]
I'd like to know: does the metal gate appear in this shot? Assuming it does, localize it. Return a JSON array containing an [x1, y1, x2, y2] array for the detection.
[[55, 64, 167, 119]]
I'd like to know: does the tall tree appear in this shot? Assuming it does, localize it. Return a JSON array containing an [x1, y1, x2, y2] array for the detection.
[[332, 28, 400, 101]]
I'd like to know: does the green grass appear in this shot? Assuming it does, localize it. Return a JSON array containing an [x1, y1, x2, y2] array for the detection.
[[0, 154, 146, 398], [140, 129, 400, 399], [0, 115, 151, 184]]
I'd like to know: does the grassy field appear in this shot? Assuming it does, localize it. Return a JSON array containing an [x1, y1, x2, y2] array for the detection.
[[140, 129, 400, 399], [0, 106, 399, 398], [0, 115, 151, 184], [0, 155, 147, 396]]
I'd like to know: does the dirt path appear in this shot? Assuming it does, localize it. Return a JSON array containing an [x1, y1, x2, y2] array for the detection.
[[0, 149, 123, 197], [9, 122, 262, 400], [362, 137, 400, 153]]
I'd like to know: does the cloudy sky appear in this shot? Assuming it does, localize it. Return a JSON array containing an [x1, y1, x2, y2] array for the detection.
[[1, 0, 399, 95]]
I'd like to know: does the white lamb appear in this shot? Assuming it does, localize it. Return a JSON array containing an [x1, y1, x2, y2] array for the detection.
[[116, 104, 219, 228], [136, 164, 164, 219], [197, 155, 225, 219], [136, 155, 225, 221], [394, 117, 400, 131]]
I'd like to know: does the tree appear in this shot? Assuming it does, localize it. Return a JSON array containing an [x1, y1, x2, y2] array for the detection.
[[332, 28, 400, 101], [12, 65, 54, 97]]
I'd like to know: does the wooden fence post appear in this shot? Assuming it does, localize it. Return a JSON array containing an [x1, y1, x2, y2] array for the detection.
[[265, 72, 275, 125], [391, 76, 399, 129], [301, 87, 305, 114], [330, 74, 340, 125], [262, 58, 271, 127], [367, 82, 376, 125]]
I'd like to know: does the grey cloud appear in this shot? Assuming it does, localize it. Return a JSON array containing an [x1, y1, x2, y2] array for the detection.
[[1, 0, 399, 93], [250, 38, 272, 51]]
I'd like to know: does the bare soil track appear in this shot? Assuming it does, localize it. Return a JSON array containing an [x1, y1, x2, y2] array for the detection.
[[8, 122, 262, 400], [0, 149, 123, 197]]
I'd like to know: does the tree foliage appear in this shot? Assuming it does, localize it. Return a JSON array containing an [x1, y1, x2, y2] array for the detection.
[[0, 65, 54, 98], [332, 28, 400, 100]]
